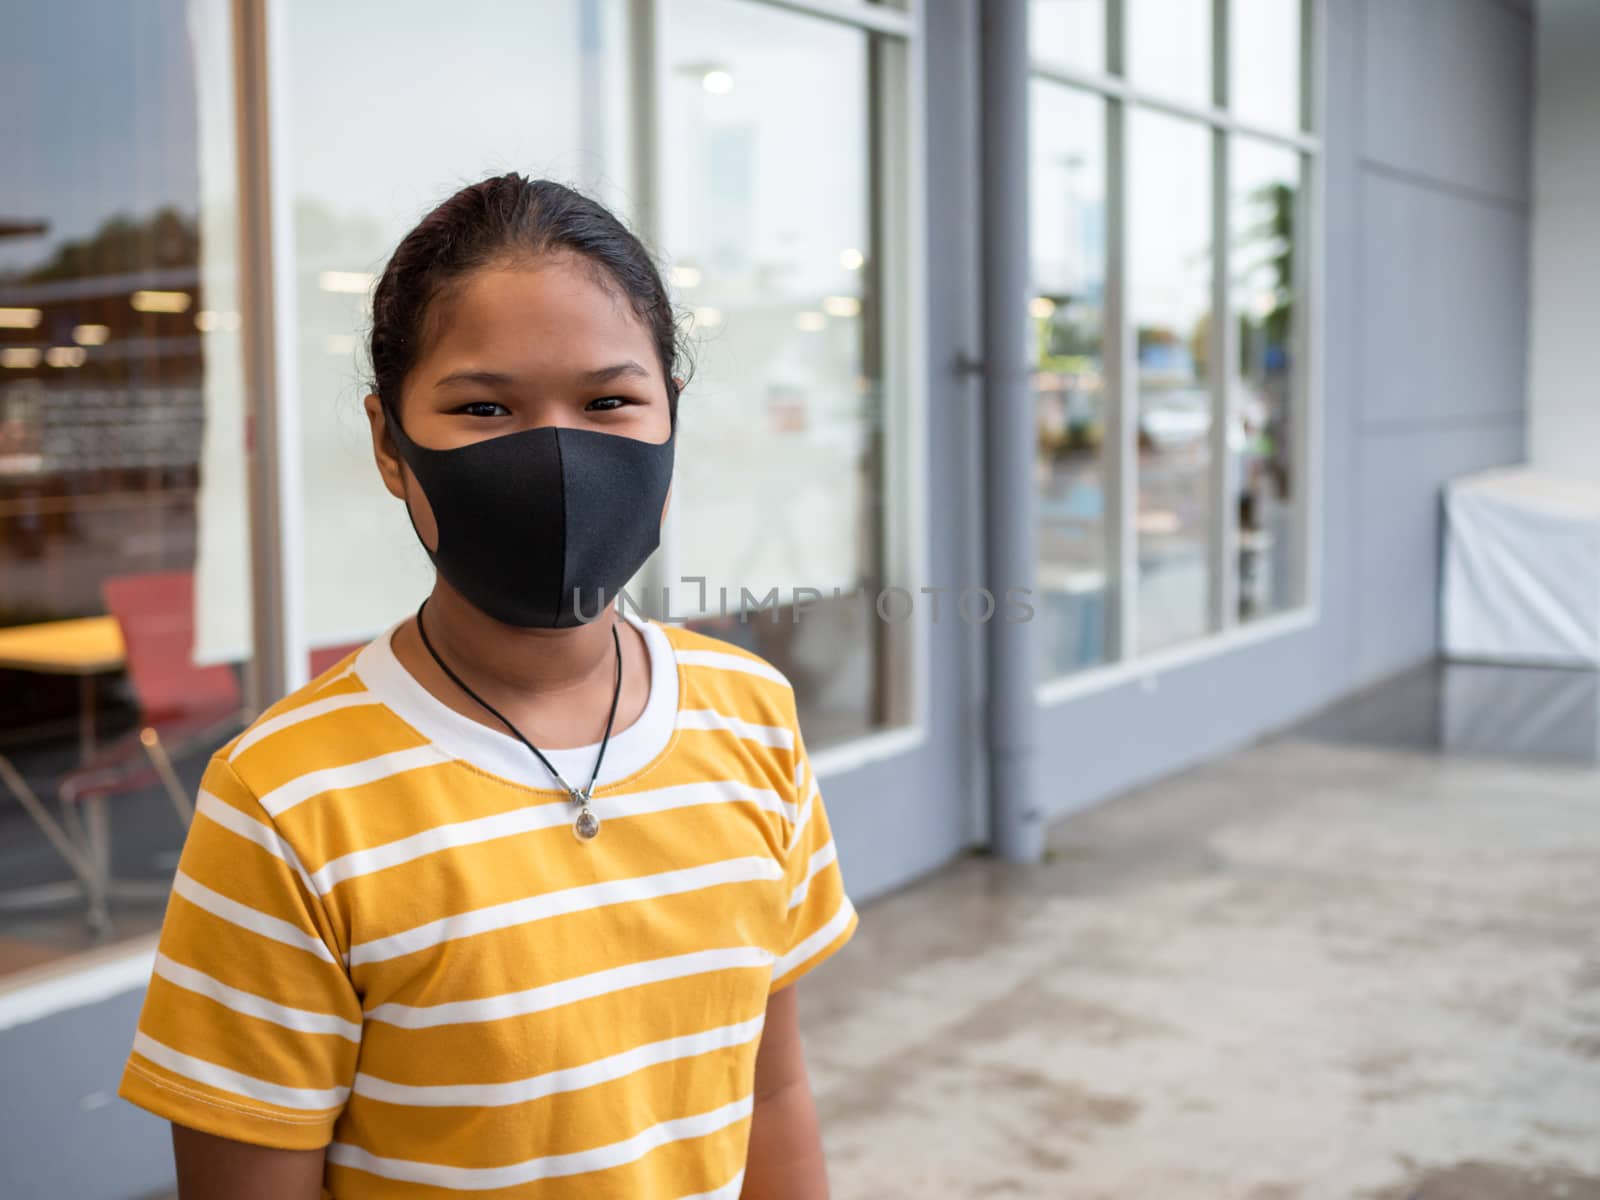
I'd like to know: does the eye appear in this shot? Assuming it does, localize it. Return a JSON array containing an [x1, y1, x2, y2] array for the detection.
[[585, 396, 631, 413], [454, 401, 510, 418]]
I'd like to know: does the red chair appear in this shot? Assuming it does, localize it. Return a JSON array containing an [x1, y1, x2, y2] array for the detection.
[[0, 571, 243, 935], [309, 641, 365, 677]]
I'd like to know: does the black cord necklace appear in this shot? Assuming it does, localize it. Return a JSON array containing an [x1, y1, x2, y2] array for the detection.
[[414, 599, 622, 842]]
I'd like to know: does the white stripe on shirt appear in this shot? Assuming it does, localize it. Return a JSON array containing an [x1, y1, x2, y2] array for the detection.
[[353, 1013, 765, 1107], [311, 779, 790, 893], [131, 1031, 350, 1112], [349, 857, 782, 967], [674, 649, 791, 688], [194, 790, 318, 896], [774, 894, 857, 981], [676, 708, 794, 749], [326, 1095, 754, 1189], [172, 871, 336, 963], [151, 952, 361, 1041], [678, 1169, 747, 1200], [784, 778, 819, 854], [257, 745, 450, 819], [788, 839, 839, 911], [365, 946, 775, 1029], [229, 692, 382, 760]]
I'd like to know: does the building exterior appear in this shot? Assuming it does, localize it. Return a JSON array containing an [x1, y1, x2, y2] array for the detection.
[[0, 1, 1533, 1195]]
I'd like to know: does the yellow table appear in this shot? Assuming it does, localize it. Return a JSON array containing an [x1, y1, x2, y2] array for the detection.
[[0, 616, 144, 933], [0, 616, 126, 760]]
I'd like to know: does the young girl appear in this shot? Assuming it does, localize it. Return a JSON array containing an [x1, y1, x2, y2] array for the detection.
[[118, 174, 859, 1199]]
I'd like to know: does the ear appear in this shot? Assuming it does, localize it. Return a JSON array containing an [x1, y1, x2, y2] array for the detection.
[[364, 393, 407, 502], [672, 374, 685, 394]]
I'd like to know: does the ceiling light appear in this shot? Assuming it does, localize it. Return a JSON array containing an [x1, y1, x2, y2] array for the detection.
[[319, 270, 375, 294], [1, 347, 42, 368], [45, 346, 87, 368], [131, 290, 192, 313], [195, 310, 243, 332]]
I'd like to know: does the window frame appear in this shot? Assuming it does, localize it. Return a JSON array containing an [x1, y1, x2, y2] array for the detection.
[[638, 0, 928, 769], [1033, 0, 1324, 702], [237, 0, 930, 764]]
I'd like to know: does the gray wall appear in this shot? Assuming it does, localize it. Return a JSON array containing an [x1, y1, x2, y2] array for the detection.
[[1527, 0, 1600, 473], [2, 993, 161, 1199], [1036, 0, 1534, 819]]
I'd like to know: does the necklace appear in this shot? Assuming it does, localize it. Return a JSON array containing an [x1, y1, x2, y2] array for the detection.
[[414, 599, 622, 842]]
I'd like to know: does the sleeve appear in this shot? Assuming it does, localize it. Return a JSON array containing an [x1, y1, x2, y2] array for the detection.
[[117, 753, 363, 1149], [768, 720, 860, 994]]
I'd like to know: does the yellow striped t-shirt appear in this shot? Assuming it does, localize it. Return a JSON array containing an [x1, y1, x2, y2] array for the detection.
[[118, 614, 858, 1198]]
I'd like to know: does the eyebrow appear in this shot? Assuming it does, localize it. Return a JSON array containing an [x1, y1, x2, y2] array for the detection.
[[432, 362, 651, 390], [433, 369, 514, 390], [579, 361, 652, 386]]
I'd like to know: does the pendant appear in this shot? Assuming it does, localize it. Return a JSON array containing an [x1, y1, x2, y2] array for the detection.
[[570, 789, 601, 841]]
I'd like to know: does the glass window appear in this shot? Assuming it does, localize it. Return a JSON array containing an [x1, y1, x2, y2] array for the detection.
[[663, 0, 893, 748], [1029, 82, 1112, 679], [1230, 0, 1303, 131], [1129, 111, 1213, 654], [1030, 0, 1106, 76], [1231, 139, 1300, 621], [0, 0, 245, 970], [281, 0, 633, 657], [1127, 0, 1212, 106]]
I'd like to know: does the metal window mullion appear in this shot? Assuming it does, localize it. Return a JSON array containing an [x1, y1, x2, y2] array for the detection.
[[1300, 0, 1317, 136], [631, 0, 676, 619], [1289, 150, 1314, 611], [1107, 0, 1125, 75], [873, 13, 924, 730], [1213, 0, 1228, 110], [1104, 97, 1137, 662], [1208, 0, 1237, 632], [883, 3, 930, 735], [1296, 0, 1326, 610], [232, 0, 305, 710], [866, 28, 892, 724], [1208, 128, 1238, 632]]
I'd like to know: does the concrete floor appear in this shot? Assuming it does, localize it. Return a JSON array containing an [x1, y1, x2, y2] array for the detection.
[[800, 728, 1600, 1199]]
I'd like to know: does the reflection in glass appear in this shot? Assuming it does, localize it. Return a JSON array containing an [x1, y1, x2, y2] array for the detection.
[[1231, 139, 1300, 620], [1231, 0, 1303, 131], [0, 0, 246, 962], [1130, 111, 1213, 654], [1029, 82, 1111, 678], [1128, 0, 1212, 105], [664, 0, 887, 748], [1030, 0, 1106, 76], [283, 0, 633, 652]]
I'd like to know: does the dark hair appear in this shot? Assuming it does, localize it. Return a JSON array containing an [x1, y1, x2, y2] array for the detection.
[[368, 173, 684, 421]]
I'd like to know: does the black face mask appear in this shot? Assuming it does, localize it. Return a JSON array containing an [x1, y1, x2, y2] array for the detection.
[[382, 401, 675, 628]]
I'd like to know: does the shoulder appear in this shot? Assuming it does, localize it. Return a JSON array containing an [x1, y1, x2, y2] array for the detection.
[[652, 620, 800, 728], [655, 621, 794, 688], [218, 638, 432, 805]]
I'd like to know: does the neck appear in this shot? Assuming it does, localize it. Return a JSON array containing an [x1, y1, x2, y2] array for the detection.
[[417, 580, 619, 701]]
